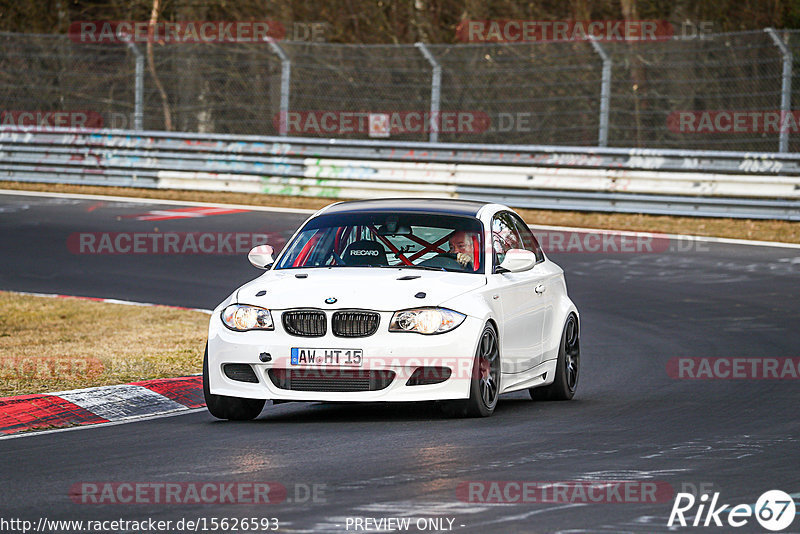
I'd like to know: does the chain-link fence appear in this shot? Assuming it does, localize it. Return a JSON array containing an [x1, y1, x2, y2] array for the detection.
[[1, 29, 799, 151]]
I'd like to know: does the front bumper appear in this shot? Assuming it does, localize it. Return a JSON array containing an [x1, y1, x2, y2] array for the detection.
[[207, 310, 483, 402]]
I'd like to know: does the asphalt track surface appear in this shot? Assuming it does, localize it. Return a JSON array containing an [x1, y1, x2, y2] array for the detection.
[[1, 191, 799, 534]]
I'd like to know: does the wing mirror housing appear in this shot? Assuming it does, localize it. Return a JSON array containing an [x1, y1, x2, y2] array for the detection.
[[248, 245, 275, 269], [497, 248, 537, 273]]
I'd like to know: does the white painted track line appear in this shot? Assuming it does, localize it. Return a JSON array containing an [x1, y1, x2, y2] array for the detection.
[[2, 187, 797, 249], [0, 188, 317, 214], [0, 408, 206, 441]]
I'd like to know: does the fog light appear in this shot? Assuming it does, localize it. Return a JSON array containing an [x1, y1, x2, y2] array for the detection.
[[406, 366, 452, 386], [223, 364, 259, 383]]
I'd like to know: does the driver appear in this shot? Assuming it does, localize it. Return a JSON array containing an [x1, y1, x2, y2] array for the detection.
[[448, 230, 477, 269]]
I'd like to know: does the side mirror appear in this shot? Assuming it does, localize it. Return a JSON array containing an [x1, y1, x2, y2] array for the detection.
[[497, 249, 537, 273], [248, 245, 275, 269]]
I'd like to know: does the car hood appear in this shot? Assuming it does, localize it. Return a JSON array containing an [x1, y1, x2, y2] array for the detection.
[[235, 268, 486, 311]]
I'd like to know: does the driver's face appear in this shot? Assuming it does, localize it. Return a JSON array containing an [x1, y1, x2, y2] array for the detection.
[[449, 232, 473, 254]]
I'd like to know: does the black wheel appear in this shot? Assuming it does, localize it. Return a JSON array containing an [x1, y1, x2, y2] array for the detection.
[[203, 344, 266, 421], [444, 324, 501, 417], [530, 314, 579, 401]]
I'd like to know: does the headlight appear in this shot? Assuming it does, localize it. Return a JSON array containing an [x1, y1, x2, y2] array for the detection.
[[221, 304, 274, 332], [389, 307, 466, 335]]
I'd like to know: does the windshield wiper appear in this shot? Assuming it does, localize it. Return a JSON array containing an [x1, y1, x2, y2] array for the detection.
[[396, 264, 449, 272], [327, 264, 451, 272]]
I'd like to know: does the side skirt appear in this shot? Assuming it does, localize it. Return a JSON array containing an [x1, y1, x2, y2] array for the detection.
[[500, 359, 558, 394]]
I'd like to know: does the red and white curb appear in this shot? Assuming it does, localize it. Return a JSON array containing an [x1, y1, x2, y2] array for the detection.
[[0, 376, 205, 436], [0, 291, 212, 436], [122, 206, 251, 221]]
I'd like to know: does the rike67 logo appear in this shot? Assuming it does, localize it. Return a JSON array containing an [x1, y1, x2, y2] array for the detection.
[[668, 490, 795, 531]]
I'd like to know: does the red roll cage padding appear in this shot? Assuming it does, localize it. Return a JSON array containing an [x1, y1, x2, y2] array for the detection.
[[334, 226, 352, 257], [334, 227, 343, 253], [323, 226, 478, 268], [293, 231, 321, 267], [408, 233, 452, 262], [367, 225, 413, 266], [472, 235, 480, 270]]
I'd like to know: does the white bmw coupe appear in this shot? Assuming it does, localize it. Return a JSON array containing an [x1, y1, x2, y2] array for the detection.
[[204, 198, 580, 418]]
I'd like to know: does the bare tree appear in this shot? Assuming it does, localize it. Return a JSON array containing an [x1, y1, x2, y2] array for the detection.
[[147, 0, 172, 130]]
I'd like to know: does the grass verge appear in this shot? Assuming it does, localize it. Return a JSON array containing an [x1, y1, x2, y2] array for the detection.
[[2, 181, 799, 243], [0, 292, 208, 397]]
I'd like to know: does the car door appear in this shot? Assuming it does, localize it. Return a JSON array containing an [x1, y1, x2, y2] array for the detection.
[[490, 211, 548, 374], [509, 212, 559, 360]]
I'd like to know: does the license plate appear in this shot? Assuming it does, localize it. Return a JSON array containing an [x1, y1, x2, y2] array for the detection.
[[290, 348, 363, 367]]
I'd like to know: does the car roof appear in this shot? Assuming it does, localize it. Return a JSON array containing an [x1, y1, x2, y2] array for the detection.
[[319, 198, 491, 217]]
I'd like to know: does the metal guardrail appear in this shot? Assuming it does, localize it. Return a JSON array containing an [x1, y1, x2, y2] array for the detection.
[[1, 127, 799, 220]]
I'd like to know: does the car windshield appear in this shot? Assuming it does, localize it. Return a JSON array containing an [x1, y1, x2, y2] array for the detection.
[[274, 211, 484, 274]]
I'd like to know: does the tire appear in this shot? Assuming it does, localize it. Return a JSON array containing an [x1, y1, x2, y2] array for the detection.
[[530, 314, 579, 401], [203, 344, 266, 421], [444, 323, 501, 417]]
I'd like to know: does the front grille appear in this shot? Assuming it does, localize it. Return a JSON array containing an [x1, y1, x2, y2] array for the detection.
[[282, 310, 326, 337], [332, 311, 380, 337], [268, 369, 395, 392]]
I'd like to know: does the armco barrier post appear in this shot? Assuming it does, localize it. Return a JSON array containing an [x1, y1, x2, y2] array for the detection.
[[126, 42, 144, 131], [267, 39, 291, 137], [415, 42, 442, 143], [589, 37, 611, 148], [765, 28, 792, 153]]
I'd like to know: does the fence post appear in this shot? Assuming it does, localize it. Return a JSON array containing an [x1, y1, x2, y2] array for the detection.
[[267, 39, 291, 137], [589, 37, 611, 147], [765, 28, 792, 153], [415, 42, 441, 143], [126, 42, 144, 130]]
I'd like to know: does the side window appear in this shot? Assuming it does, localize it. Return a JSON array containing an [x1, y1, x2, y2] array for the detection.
[[509, 213, 543, 262], [491, 212, 522, 269]]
